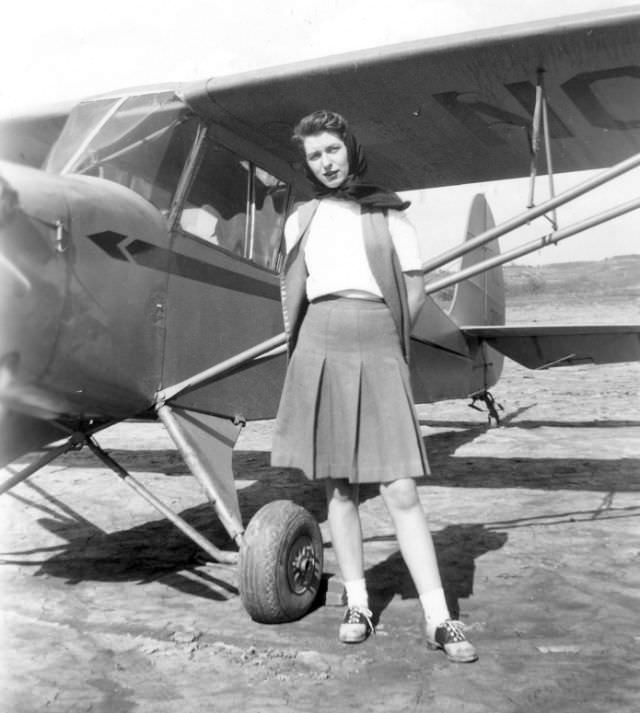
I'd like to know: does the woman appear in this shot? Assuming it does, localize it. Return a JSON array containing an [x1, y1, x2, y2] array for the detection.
[[271, 110, 477, 663]]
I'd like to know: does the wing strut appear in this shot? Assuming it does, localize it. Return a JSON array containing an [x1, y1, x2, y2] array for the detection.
[[423, 150, 640, 296], [426, 194, 640, 296], [422, 149, 640, 276], [527, 69, 558, 231], [157, 332, 287, 405]]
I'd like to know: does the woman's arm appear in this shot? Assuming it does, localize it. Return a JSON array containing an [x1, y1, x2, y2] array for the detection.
[[404, 270, 426, 328], [387, 211, 426, 328]]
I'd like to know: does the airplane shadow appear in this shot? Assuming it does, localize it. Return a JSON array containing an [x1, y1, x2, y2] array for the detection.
[[25, 509, 239, 601], [25, 490, 510, 620], [12, 412, 640, 607], [414, 417, 640, 492]]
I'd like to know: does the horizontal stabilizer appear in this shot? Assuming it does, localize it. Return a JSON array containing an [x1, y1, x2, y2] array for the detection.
[[461, 324, 640, 368]]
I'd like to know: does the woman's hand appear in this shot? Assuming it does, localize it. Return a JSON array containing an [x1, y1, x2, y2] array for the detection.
[[404, 271, 426, 328]]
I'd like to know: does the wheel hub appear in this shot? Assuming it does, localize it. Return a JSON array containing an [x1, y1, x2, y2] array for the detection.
[[287, 535, 320, 594]]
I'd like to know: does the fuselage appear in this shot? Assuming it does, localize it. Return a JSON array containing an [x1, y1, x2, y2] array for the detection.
[[0, 160, 169, 420], [0, 89, 289, 428], [0, 85, 503, 455]]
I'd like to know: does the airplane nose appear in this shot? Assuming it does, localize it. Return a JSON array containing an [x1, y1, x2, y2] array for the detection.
[[0, 162, 69, 400], [0, 175, 30, 293]]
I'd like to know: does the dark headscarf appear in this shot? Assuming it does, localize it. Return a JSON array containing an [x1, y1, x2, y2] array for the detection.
[[303, 129, 410, 211]]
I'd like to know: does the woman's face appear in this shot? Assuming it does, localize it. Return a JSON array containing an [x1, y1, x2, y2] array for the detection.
[[303, 131, 350, 188]]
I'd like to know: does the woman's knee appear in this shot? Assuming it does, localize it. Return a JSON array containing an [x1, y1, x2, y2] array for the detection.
[[380, 477, 419, 511], [325, 478, 358, 505]]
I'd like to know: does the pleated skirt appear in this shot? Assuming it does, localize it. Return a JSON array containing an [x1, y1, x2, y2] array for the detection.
[[271, 297, 429, 483]]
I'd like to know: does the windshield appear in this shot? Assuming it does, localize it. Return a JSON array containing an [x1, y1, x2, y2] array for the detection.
[[46, 91, 198, 213], [45, 97, 121, 172]]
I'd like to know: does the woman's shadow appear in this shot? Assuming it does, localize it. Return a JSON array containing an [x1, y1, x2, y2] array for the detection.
[[363, 524, 508, 623]]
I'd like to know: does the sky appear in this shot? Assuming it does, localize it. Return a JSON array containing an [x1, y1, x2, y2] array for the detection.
[[2, 0, 639, 265]]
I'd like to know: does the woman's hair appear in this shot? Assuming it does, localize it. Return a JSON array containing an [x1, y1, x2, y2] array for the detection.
[[290, 109, 407, 208], [292, 110, 349, 150]]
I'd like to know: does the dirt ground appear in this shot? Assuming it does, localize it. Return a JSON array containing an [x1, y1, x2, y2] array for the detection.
[[1, 297, 639, 713]]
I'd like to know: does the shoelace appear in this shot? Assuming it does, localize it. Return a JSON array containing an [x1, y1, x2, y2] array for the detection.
[[440, 620, 467, 643], [345, 606, 375, 633]]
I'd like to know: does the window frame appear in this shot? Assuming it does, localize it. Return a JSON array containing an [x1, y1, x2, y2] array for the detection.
[[173, 123, 292, 273]]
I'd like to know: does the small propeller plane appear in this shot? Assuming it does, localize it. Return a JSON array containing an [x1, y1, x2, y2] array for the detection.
[[1, 6, 639, 624]]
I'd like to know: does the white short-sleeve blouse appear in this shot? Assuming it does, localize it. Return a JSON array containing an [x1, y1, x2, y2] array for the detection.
[[284, 198, 423, 301]]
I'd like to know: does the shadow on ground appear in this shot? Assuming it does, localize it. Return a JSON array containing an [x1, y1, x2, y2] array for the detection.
[[363, 524, 508, 622], [24, 498, 510, 624], [5, 418, 640, 612]]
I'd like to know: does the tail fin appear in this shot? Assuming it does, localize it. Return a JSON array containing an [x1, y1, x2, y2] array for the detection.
[[448, 193, 505, 328], [448, 194, 505, 394]]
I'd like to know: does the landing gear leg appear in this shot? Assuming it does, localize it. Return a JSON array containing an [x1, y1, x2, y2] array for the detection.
[[157, 405, 323, 621], [0, 420, 112, 496], [469, 390, 504, 426], [85, 436, 239, 564]]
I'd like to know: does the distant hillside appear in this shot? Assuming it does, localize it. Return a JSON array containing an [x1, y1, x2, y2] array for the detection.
[[426, 255, 640, 303], [504, 254, 640, 298]]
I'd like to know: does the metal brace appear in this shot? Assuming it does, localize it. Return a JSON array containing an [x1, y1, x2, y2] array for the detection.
[[527, 69, 558, 231], [469, 390, 504, 426]]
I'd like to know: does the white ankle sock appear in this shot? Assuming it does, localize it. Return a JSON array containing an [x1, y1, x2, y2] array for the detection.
[[344, 578, 369, 609], [419, 587, 450, 625]]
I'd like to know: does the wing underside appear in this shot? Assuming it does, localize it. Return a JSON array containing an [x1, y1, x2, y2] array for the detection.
[[461, 324, 640, 368], [184, 6, 640, 190]]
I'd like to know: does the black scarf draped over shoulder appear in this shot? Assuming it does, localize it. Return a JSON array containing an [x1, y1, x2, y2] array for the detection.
[[303, 130, 410, 212]]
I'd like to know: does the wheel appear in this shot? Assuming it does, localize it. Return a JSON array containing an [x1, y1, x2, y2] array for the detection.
[[239, 500, 323, 624]]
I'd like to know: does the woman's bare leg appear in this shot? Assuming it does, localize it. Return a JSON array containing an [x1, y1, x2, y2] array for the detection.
[[325, 478, 373, 642], [325, 478, 364, 584], [379, 477, 477, 662], [378, 477, 444, 596]]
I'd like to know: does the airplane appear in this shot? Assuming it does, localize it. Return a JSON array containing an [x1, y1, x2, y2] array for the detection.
[[1, 5, 640, 626]]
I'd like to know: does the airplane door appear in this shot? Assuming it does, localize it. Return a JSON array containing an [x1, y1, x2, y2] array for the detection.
[[162, 137, 288, 420]]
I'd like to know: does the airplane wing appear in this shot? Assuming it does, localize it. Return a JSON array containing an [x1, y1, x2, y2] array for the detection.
[[461, 324, 640, 368], [0, 101, 73, 167], [183, 6, 640, 191]]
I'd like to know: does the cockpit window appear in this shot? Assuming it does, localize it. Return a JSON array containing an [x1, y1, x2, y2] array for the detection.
[[179, 136, 290, 271], [46, 91, 197, 213], [251, 167, 290, 270], [45, 97, 120, 172]]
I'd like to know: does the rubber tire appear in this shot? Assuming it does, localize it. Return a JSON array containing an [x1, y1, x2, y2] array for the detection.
[[239, 500, 323, 624]]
